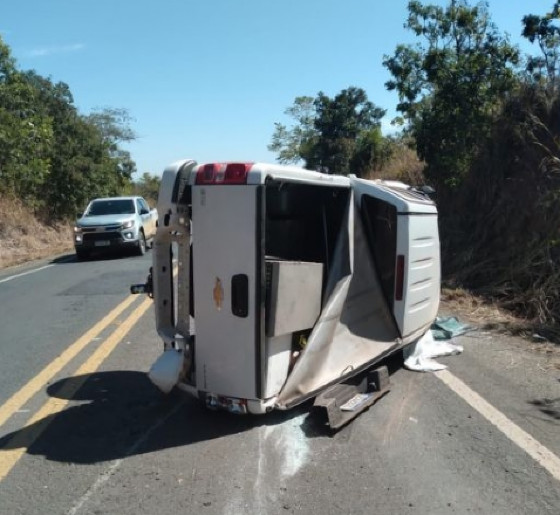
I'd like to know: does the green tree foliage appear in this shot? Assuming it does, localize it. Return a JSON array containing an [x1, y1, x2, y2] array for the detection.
[[383, 0, 519, 191], [269, 87, 388, 176], [383, 1, 560, 327], [350, 127, 393, 177], [0, 52, 53, 207], [268, 96, 316, 164], [522, 1, 560, 86], [0, 36, 136, 220], [445, 84, 560, 324], [132, 172, 160, 206], [85, 108, 136, 197]]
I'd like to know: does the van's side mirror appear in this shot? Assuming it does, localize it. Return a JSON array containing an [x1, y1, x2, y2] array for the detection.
[[76, 212, 83, 219]]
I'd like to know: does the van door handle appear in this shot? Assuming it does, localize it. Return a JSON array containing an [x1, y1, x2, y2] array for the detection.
[[231, 274, 249, 318]]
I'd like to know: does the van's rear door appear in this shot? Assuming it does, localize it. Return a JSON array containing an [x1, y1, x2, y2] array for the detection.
[[192, 184, 263, 400], [351, 178, 440, 339]]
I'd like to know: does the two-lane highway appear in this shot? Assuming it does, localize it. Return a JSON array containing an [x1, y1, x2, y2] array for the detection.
[[0, 253, 151, 413], [1, 252, 560, 514]]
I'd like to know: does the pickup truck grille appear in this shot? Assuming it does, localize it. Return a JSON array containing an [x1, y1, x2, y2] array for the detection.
[[83, 232, 122, 243]]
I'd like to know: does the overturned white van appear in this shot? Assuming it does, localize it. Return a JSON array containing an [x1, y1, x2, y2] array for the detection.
[[134, 159, 440, 428]]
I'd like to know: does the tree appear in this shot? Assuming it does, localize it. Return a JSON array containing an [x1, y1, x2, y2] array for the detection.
[[383, 0, 519, 190], [309, 87, 386, 175], [86, 107, 137, 188], [133, 172, 160, 206], [0, 36, 16, 80], [522, 2, 560, 86], [350, 127, 393, 175], [268, 96, 316, 164], [0, 44, 53, 207], [269, 87, 387, 176], [0, 36, 138, 220]]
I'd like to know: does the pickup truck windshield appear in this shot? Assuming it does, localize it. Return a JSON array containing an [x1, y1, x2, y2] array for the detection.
[[87, 199, 135, 216]]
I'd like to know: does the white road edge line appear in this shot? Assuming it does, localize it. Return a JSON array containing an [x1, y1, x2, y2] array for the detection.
[[0, 264, 54, 284], [435, 369, 560, 482], [66, 399, 186, 515], [0, 256, 75, 284]]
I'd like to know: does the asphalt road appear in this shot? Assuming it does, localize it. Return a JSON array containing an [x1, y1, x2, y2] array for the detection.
[[0, 252, 559, 514]]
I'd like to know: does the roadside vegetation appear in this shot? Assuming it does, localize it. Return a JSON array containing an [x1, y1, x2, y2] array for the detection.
[[1, 2, 559, 337], [270, 1, 560, 338], [0, 35, 160, 268], [0, 197, 71, 268]]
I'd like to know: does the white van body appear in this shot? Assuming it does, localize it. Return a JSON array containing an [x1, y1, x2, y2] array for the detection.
[[149, 159, 440, 415]]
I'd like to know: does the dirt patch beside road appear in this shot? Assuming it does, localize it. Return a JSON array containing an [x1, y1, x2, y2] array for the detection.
[[441, 287, 560, 369], [0, 198, 73, 269]]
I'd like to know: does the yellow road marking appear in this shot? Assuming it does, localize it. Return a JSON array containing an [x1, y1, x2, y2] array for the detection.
[[435, 369, 560, 482], [0, 295, 138, 429], [0, 296, 152, 482]]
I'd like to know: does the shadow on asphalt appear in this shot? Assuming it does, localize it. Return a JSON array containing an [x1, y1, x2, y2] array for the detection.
[[0, 352, 405, 464], [0, 371, 312, 465], [529, 397, 560, 422], [50, 251, 146, 265]]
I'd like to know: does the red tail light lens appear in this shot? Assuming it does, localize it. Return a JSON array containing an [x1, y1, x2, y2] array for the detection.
[[196, 163, 222, 184], [195, 163, 252, 185], [395, 255, 405, 301], [224, 163, 252, 184]]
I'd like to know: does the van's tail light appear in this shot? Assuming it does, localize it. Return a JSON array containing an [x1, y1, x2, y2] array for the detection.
[[196, 163, 224, 184], [395, 255, 405, 301], [224, 163, 252, 184], [195, 163, 253, 185]]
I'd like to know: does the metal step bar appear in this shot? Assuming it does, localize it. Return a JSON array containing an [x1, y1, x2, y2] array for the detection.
[[313, 366, 390, 430]]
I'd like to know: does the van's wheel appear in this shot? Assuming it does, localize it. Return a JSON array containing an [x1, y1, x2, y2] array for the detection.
[[137, 232, 146, 256]]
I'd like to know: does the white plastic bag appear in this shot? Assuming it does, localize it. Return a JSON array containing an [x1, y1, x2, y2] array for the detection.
[[404, 330, 463, 372]]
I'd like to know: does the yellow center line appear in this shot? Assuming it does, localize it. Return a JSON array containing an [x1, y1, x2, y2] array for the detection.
[[0, 296, 153, 482], [0, 295, 138, 429]]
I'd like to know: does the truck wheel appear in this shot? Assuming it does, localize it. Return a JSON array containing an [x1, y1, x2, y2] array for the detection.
[[76, 249, 90, 261], [137, 232, 146, 256]]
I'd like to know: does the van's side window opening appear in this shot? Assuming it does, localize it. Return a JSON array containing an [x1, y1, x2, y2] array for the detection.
[[361, 195, 397, 309], [264, 182, 349, 294]]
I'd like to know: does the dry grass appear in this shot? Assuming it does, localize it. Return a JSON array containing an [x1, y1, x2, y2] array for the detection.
[[366, 143, 426, 186], [0, 197, 73, 269], [441, 287, 522, 328], [441, 286, 560, 366]]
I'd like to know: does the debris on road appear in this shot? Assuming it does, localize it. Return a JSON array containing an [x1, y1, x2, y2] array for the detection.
[[404, 317, 470, 372]]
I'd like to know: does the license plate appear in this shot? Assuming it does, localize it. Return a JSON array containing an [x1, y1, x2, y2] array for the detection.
[[94, 240, 110, 247], [340, 393, 373, 412]]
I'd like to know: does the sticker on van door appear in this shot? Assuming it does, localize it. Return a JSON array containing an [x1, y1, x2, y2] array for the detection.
[[213, 277, 224, 311]]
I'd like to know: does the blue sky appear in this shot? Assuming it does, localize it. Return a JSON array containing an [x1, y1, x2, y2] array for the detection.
[[1, 0, 555, 177]]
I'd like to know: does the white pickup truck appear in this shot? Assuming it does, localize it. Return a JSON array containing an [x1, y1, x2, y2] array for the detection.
[[73, 196, 157, 260]]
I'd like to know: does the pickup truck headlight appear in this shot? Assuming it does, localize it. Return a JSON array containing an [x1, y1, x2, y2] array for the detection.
[[121, 220, 135, 229], [74, 226, 82, 234]]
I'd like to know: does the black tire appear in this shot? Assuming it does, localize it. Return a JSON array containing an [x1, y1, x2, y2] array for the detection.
[[76, 249, 90, 261], [136, 232, 146, 256]]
